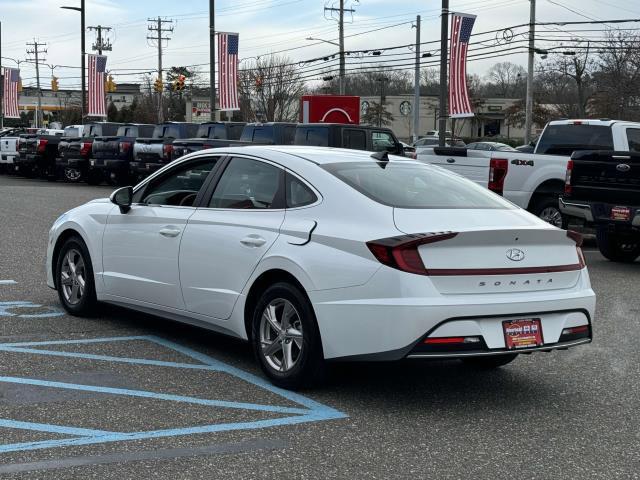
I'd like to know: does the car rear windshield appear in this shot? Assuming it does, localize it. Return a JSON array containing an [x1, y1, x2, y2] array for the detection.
[[153, 125, 181, 139], [536, 124, 614, 155], [323, 162, 514, 209], [64, 127, 79, 137]]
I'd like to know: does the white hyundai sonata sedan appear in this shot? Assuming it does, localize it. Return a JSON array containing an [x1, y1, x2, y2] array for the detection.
[[46, 146, 595, 388]]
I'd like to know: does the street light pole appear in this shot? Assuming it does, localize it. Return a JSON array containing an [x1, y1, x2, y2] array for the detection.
[[61, 1, 86, 123], [524, 0, 536, 144], [438, 0, 449, 147], [210, 0, 216, 121]]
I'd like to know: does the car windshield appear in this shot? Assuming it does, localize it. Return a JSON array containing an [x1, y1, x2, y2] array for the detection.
[[536, 124, 614, 155], [323, 161, 514, 209]]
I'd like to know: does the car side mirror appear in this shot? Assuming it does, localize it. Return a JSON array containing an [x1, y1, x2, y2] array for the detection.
[[110, 186, 133, 213]]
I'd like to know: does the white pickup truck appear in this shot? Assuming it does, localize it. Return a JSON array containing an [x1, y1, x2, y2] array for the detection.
[[417, 119, 640, 227], [0, 128, 24, 173]]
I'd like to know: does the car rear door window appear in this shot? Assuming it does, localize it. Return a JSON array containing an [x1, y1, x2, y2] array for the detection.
[[372, 131, 396, 152], [627, 128, 640, 152], [343, 129, 366, 150], [286, 173, 318, 208], [135, 158, 219, 207], [208, 157, 284, 209], [296, 127, 329, 147]]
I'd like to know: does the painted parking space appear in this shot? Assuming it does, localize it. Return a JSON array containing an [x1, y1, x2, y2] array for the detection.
[[0, 335, 347, 454], [0, 280, 65, 318]]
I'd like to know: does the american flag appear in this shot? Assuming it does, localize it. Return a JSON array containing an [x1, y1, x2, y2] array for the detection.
[[3, 68, 20, 119], [88, 54, 107, 117], [448, 13, 476, 118], [217, 32, 239, 111]]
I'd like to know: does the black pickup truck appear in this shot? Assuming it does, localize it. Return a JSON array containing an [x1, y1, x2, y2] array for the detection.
[[56, 122, 122, 183], [239, 122, 296, 145], [130, 122, 200, 180], [560, 150, 640, 262], [89, 123, 155, 185], [171, 121, 247, 160], [294, 123, 405, 155], [15, 129, 65, 178]]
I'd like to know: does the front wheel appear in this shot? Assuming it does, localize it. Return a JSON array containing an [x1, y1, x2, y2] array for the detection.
[[596, 227, 640, 263], [462, 354, 518, 369], [55, 236, 97, 316], [251, 282, 325, 389]]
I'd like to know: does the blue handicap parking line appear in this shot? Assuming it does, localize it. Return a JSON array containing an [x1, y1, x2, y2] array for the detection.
[[0, 280, 17, 285], [0, 301, 64, 318], [0, 335, 347, 454]]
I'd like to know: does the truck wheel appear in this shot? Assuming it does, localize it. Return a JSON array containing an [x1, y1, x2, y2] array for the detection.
[[596, 227, 640, 263], [531, 196, 565, 228], [64, 167, 83, 183]]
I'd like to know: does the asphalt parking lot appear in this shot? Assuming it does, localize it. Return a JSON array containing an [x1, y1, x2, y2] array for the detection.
[[0, 175, 638, 479]]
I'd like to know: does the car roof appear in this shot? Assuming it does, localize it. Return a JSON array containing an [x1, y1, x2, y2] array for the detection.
[[207, 145, 403, 165]]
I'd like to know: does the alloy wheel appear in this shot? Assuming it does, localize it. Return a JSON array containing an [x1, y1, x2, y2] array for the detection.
[[60, 248, 86, 305], [64, 167, 82, 182], [259, 298, 304, 372], [539, 206, 563, 228]]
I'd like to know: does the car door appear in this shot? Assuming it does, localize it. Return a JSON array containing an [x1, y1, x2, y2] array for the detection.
[[102, 156, 220, 309], [180, 156, 286, 320]]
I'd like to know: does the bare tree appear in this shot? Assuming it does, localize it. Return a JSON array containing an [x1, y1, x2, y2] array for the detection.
[[238, 54, 305, 122], [485, 62, 526, 97]]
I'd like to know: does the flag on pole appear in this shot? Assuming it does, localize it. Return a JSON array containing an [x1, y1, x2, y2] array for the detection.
[[3, 67, 20, 118], [88, 54, 107, 117], [448, 13, 476, 118], [217, 32, 239, 111]]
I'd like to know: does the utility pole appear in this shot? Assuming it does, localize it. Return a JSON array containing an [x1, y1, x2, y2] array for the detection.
[[324, 0, 355, 95], [524, 0, 536, 144], [88, 25, 112, 55], [412, 15, 421, 143], [438, 0, 449, 147], [26, 40, 47, 128], [147, 17, 173, 123], [1, 21, 3, 129], [209, 0, 215, 121], [377, 76, 387, 127]]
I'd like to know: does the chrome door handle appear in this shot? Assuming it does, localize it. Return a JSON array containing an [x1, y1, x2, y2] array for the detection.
[[159, 227, 181, 238], [240, 235, 267, 247]]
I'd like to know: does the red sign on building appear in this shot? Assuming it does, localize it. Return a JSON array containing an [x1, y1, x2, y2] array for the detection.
[[300, 95, 360, 124]]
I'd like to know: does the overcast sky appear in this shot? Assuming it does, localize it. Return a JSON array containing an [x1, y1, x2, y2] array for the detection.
[[1, 0, 637, 90]]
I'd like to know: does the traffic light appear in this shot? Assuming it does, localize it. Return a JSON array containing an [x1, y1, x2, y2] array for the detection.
[[51, 76, 59, 92], [105, 75, 116, 93], [154, 77, 163, 93], [172, 74, 186, 92]]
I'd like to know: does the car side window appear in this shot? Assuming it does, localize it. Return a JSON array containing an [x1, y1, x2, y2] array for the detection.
[[372, 131, 395, 152], [343, 129, 366, 150], [286, 172, 318, 208], [135, 158, 219, 207], [208, 157, 285, 209], [627, 128, 640, 152]]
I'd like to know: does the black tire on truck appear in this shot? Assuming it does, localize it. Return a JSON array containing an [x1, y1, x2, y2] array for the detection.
[[530, 196, 567, 229], [596, 227, 640, 263]]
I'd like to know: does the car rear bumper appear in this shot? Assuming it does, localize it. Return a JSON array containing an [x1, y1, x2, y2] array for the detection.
[[560, 197, 640, 227], [130, 161, 164, 175], [90, 158, 128, 170], [56, 157, 88, 168], [15, 154, 37, 165], [0, 154, 16, 164], [311, 266, 596, 360]]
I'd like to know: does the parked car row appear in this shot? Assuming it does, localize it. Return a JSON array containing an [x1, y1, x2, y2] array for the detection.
[[0, 121, 406, 185]]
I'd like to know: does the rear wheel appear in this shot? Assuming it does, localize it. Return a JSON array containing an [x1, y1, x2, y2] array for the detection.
[[63, 167, 83, 183], [251, 282, 325, 389], [462, 354, 518, 369], [55, 236, 97, 316], [596, 227, 640, 263], [530, 196, 565, 228]]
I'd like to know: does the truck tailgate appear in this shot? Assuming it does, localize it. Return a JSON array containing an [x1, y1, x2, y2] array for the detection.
[[418, 147, 491, 186]]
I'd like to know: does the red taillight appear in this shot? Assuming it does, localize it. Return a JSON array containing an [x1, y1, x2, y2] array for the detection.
[[163, 143, 174, 160], [119, 141, 132, 154], [424, 336, 481, 345], [567, 230, 586, 267], [366, 232, 458, 275], [80, 141, 92, 157], [564, 159, 573, 195], [562, 325, 589, 335], [488, 158, 508, 195], [37, 138, 48, 154]]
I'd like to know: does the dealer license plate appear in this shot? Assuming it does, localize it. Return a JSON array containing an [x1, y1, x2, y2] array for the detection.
[[611, 206, 631, 221], [503, 318, 543, 350]]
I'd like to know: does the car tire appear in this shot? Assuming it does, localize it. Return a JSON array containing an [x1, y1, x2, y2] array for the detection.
[[55, 236, 97, 316], [251, 282, 326, 389], [596, 227, 640, 263], [530, 196, 565, 228], [64, 167, 83, 183], [462, 353, 518, 369]]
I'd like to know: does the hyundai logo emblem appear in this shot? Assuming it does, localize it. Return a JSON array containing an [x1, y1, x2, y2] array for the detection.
[[506, 248, 525, 262], [616, 163, 631, 172]]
